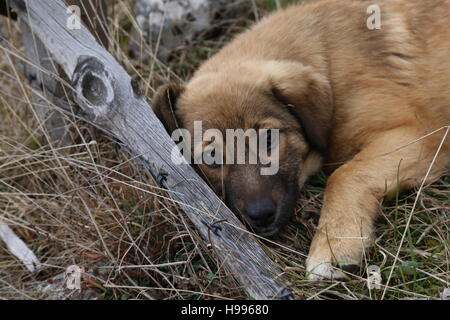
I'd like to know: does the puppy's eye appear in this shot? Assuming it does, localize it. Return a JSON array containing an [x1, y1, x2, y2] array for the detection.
[[266, 130, 272, 151], [205, 149, 221, 169]]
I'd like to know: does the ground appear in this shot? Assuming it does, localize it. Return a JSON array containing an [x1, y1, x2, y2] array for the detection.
[[0, 0, 448, 300]]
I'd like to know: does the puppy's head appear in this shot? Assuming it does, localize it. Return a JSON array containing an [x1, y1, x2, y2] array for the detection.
[[152, 60, 333, 236]]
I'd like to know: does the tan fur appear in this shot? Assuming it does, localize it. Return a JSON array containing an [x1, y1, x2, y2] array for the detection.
[[153, 0, 450, 279]]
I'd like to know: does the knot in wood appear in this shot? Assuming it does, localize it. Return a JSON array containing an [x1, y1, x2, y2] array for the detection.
[[72, 56, 115, 121]]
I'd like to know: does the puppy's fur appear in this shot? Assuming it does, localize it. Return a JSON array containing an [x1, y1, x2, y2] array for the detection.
[[153, 0, 450, 280]]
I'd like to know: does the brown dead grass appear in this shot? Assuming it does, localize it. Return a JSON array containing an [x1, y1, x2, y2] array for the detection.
[[0, 0, 448, 300]]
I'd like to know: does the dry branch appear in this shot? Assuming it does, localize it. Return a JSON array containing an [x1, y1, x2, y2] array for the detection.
[[10, 0, 293, 300], [0, 222, 41, 273]]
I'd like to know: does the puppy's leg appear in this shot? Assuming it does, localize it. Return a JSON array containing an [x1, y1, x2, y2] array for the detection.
[[306, 126, 448, 280]]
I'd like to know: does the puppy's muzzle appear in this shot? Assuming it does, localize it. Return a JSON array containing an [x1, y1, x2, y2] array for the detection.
[[245, 198, 276, 229]]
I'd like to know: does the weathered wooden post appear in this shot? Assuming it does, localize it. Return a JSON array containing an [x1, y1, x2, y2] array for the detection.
[[10, 0, 293, 300]]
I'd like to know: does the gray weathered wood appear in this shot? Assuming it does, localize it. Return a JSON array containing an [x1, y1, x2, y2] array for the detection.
[[11, 0, 292, 300], [20, 21, 73, 147], [0, 222, 41, 273], [19, 0, 109, 146]]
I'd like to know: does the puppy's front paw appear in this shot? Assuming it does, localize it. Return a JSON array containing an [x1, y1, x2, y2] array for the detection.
[[306, 259, 360, 280], [306, 261, 348, 281], [306, 232, 363, 280]]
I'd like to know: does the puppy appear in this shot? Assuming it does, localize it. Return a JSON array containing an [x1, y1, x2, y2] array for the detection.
[[152, 0, 450, 280]]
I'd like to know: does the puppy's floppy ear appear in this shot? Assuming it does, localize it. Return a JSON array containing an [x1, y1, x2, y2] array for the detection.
[[152, 83, 185, 133], [266, 61, 334, 154]]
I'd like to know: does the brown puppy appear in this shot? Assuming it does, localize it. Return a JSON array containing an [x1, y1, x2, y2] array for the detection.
[[152, 0, 450, 280]]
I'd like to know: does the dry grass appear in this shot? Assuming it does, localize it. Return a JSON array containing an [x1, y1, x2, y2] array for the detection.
[[0, 0, 448, 300]]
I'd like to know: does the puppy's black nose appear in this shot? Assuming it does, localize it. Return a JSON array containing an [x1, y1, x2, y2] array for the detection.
[[245, 199, 276, 227]]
